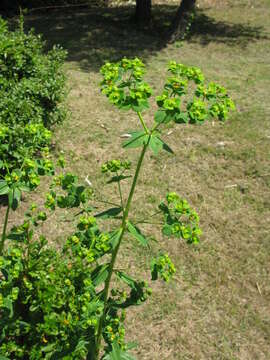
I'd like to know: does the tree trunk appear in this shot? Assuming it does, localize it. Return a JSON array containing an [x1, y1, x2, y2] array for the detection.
[[170, 0, 196, 42], [135, 0, 152, 26]]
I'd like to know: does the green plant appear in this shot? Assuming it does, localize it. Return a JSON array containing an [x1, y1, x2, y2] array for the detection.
[[0, 58, 234, 359], [0, 16, 67, 178]]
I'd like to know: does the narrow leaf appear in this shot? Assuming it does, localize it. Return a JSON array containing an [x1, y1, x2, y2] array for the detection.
[[116, 271, 136, 289], [0, 180, 9, 195], [95, 207, 122, 219], [109, 229, 123, 249], [104, 342, 136, 360], [92, 264, 109, 287], [127, 221, 148, 246], [123, 131, 148, 149], [107, 175, 132, 184]]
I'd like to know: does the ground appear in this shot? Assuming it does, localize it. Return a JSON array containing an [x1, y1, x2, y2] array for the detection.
[[2, 0, 270, 358]]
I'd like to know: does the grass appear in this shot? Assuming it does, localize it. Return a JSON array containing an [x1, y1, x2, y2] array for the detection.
[[2, 0, 270, 358]]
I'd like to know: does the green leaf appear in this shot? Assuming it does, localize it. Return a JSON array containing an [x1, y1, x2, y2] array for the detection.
[[107, 175, 132, 184], [161, 139, 174, 154], [18, 183, 30, 192], [116, 270, 136, 289], [150, 260, 158, 281], [41, 343, 55, 354], [0, 180, 9, 195], [131, 99, 149, 112], [123, 131, 149, 149], [104, 342, 136, 360], [175, 112, 189, 123], [162, 224, 173, 236], [109, 229, 123, 249], [149, 135, 163, 155], [7, 230, 26, 242], [95, 207, 122, 219], [0, 356, 10, 360], [92, 264, 109, 286], [8, 187, 21, 211], [149, 135, 174, 155], [3, 298, 13, 318], [127, 221, 148, 247], [154, 110, 166, 123]]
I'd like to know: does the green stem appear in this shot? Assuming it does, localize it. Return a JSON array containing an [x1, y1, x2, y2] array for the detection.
[[137, 111, 149, 134], [94, 137, 150, 359], [0, 202, 10, 255]]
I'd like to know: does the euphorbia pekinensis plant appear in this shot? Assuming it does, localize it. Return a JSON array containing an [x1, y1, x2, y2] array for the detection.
[[0, 58, 234, 359]]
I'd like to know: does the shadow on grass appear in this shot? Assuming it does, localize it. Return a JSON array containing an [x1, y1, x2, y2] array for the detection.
[[189, 12, 268, 47], [22, 5, 268, 73]]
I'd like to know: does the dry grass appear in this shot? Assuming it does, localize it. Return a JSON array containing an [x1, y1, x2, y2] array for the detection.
[[2, 0, 270, 358]]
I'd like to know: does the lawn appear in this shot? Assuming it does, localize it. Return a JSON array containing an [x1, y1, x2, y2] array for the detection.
[[3, 0, 270, 358]]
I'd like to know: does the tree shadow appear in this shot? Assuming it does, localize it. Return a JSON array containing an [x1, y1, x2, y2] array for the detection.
[[22, 4, 268, 73], [24, 6, 168, 73], [188, 11, 269, 47]]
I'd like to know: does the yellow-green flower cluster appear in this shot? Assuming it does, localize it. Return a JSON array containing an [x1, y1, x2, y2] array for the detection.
[[101, 159, 131, 173], [160, 192, 202, 244], [100, 58, 152, 111], [151, 254, 176, 282]]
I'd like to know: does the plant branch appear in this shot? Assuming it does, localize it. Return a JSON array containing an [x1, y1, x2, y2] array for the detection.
[[94, 137, 150, 359], [137, 111, 149, 134]]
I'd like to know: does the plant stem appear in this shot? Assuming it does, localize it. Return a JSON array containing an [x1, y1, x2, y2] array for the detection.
[[94, 137, 150, 359], [0, 202, 10, 255], [137, 111, 149, 134]]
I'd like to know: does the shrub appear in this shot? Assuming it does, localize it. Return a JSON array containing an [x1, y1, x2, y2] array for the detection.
[[0, 16, 67, 178], [0, 58, 234, 359]]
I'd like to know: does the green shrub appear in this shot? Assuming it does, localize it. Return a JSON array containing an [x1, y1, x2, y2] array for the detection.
[[0, 58, 234, 359], [0, 16, 67, 178]]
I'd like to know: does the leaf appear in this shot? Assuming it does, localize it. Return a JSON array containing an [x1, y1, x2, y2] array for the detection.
[[92, 264, 109, 287], [41, 343, 55, 353], [103, 342, 136, 360], [162, 224, 173, 237], [7, 230, 26, 242], [149, 135, 174, 155], [131, 99, 149, 112], [150, 260, 158, 281], [107, 175, 132, 184], [175, 112, 189, 124], [0, 356, 10, 360], [18, 183, 30, 192], [123, 131, 149, 149], [3, 298, 13, 318], [8, 187, 21, 211], [149, 135, 163, 155], [109, 229, 123, 249], [161, 139, 174, 154], [0, 180, 9, 195], [116, 271, 136, 289], [127, 221, 148, 247], [95, 207, 122, 219], [154, 110, 166, 123]]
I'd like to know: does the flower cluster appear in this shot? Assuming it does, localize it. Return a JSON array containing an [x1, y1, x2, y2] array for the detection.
[[151, 254, 176, 282], [100, 58, 152, 112], [154, 61, 235, 125], [101, 159, 131, 173], [159, 192, 202, 244]]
